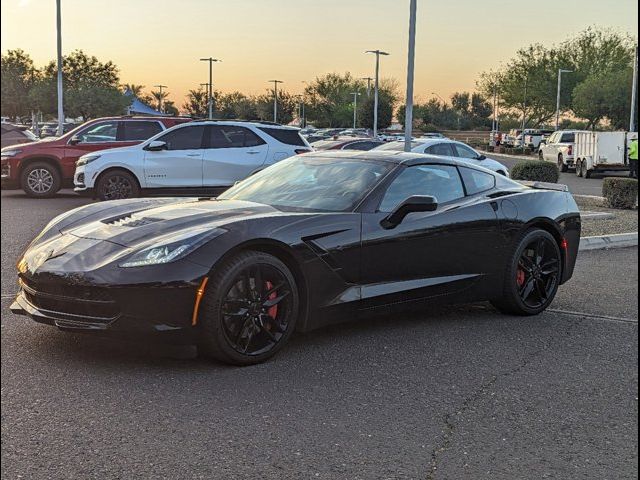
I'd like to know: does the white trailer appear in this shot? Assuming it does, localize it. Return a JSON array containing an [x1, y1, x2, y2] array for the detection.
[[574, 131, 638, 178]]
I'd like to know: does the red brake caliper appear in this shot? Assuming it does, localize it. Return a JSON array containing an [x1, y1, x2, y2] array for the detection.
[[517, 268, 526, 287], [265, 281, 278, 319]]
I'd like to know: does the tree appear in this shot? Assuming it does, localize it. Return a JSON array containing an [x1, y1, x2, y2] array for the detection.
[[255, 89, 296, 124], [123, 84, 145, 96], [357, 79, 399, 130], [217, 92, 257, 120], [572, 68, 633, 129], [150, 89, 170, 113], [303, 73, 366, 128], [1, 49, 37, 120], [162, 100, 179, 116], [183, 88, 209, 117], [32, 50, 130, 119]]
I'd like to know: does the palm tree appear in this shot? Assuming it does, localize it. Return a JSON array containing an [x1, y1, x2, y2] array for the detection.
[[151, 89, 170, 113], [123, 84, 145, 97]]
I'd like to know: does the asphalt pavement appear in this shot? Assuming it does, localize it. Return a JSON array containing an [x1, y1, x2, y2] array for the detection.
[[492, 154, 630, 197], [1, 189, 638, 480]]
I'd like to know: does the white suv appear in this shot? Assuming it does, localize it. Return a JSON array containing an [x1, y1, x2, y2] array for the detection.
[[74, 121, 311, 200], [538, 130, 587, 172]]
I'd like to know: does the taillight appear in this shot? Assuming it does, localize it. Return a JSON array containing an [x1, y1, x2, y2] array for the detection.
[[295, 149, 311, 155]]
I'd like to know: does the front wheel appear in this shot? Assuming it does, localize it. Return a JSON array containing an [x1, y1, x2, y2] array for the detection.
[[20, 162, 62, 198], [96, 170, 140, 201], [492, 229, 562, 316], [199, 251, 300, 365]]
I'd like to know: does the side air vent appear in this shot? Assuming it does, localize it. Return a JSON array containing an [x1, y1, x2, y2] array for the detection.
[[102, 214, 160, 227]]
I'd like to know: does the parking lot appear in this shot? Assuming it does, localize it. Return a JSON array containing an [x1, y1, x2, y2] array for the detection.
[[1, 188, 637, 479]]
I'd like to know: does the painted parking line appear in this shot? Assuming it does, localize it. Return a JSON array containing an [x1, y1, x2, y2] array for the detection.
[[548, 308, 638, 324]]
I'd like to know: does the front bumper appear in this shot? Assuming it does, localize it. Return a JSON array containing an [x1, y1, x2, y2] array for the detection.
[[10, 273, 203, 342]]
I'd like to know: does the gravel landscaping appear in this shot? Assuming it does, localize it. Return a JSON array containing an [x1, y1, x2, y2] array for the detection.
[[575, 195, 638, 237]]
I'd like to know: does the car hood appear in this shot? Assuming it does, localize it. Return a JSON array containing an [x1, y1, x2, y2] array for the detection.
[[62, 198, 288, 248]]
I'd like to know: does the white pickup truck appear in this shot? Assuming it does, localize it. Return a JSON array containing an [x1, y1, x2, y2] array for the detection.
[[574, 131, 638, 178], [538, 130, 587, 172]]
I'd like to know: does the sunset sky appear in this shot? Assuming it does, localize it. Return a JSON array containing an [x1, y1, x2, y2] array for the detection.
[[1, 0, 638, 106]]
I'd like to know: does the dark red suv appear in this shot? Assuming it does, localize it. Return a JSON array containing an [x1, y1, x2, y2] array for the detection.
[[1, 116, 191, 197]]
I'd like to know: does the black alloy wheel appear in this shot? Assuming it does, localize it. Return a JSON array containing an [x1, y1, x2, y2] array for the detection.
[[199, 252, 299, 365], [97, 170, 140, 201], [492, 229, 562, 316]]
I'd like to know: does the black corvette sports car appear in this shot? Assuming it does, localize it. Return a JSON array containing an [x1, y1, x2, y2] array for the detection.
[[12, 152, 581, 365]]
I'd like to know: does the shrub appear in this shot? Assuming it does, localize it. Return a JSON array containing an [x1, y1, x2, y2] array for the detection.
[[511, 161, 560, 183], [498, 147, 506, 154], [486, 145, 495, 153], [602, 178, 638, 209]]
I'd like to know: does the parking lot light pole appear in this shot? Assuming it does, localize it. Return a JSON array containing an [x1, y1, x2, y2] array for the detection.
[[361, 77, 374, 97], [404, 0, 418, 153], [631, 46, 638, 132], [366, 50, 389, 138], [56, 0, 64, 137], [351, 92, 361, 129], [200, 58, 221, 119], [153, 85, 167, 113], [555, 69, 573, 130], [521, 76, 528, 151], [269, 80, 284, 123]]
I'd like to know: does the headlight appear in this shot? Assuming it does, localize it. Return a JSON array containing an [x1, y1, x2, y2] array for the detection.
[[1, 149, 22, 158], [119, 228, 225, 268], [76, 154, 101, 167]]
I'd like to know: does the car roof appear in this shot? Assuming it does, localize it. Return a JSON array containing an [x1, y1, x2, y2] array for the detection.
[[303, 149, 468, 167], [189, 119, 299, 130]]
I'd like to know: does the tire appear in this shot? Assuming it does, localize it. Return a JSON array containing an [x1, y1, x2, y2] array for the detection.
[[20, 161, 62, 198], [491, 229, 562, 316], [539, 151, 544, 161], [199, 251, 300, 366], [576, 160, 584, 177], [96, 169, 140, 201], [558, 155, 568, 173], [585, 168, 593, 179]]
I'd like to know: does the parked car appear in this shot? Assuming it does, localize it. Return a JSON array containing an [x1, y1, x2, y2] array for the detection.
[[74, 120, 312, 201], [12, 151, 581, 365], [523, 129, 554, 151], [311, 137, 384, 151], [538, 130, 587, 172], [574, 131, 638, 178], [1, 124, 38, 148], [1, 116, 191, 197], [338, 128, 370, 137], [373, 138, 509, 176], [39, 122, 76, 138]]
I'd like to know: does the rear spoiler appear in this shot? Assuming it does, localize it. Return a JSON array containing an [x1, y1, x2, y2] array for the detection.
[[517, 181, 569, 192]]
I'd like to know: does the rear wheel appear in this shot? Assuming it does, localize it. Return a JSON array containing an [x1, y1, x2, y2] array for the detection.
[[199, 251, 300, 365], [558, 154, 568, 173], [20, 162, 61, 198], [576, 160, 584, 177], [492, 229, 562, 316], [96, 170, 140, 201]]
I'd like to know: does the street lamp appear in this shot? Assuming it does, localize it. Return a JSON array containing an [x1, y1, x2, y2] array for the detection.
[[351, 92, 361, 129], [154, 84, 167, 113], [630, 46, 638, 132], [269, 80, 284, 123], [200, 57, 222, 119], [404, 0, 418, 152], [361, 77, 374, 97], [56, 0, 64, 136], [365, 50, 390, 138], [555, 68, 573, 130]]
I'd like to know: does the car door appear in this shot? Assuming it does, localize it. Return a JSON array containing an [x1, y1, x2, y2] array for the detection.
[[143, 125, 206, 188], [359, 164, 503, 307], [202, 126, 269, 187]]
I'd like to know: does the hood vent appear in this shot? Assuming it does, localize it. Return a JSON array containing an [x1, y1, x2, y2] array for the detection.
[[102, 214, 161, 228]]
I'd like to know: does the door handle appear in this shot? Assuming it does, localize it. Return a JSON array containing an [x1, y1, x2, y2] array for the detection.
[[187, 153, 201, 157], [247, 151, 261, 155]]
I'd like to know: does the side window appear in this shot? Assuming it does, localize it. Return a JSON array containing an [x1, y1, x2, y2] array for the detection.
[[425, 143, 455, 156], [549, 133, 559, 144], [379, 165, 465, 212], [157, 126, 205, 150], [209, 126, 266, 149], [459, 167, 496, 195], [122, 121, 163, 141], [453, 143, 480, 159], [561, 133, 575, 143], [74, 121, 119, 143]]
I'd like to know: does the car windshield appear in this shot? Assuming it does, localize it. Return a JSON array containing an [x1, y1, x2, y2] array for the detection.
[[219, 156, 394, 212]]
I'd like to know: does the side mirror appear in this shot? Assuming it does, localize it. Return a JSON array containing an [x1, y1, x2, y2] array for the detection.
[[145, 140, 167, 152], [69, 135, 81, 145], [381, 195, 438, 230], [477, 154, 487, 160]]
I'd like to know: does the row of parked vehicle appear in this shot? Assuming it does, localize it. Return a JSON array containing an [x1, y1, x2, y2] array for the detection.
[[1, 115, 510, 200]]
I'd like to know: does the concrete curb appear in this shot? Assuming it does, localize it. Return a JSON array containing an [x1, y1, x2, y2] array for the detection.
[[579, 232, 638, 251], [581, 211, 616, 220]]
